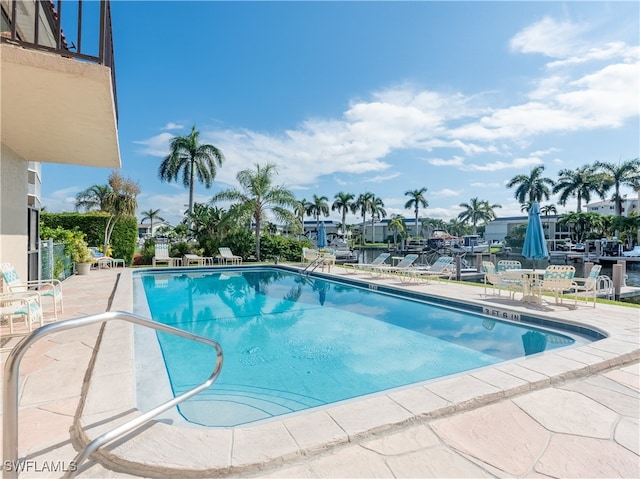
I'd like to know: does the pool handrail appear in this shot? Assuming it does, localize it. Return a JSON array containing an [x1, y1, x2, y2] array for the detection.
[[2, 310, 224, 479]]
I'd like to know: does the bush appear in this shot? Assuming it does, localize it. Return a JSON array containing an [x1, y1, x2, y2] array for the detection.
[[42, 212, 137, 265], [260, 235, 312, 262]]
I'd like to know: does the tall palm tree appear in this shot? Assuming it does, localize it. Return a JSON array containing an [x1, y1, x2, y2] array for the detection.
[[306, 194, 330, 231], [355, 192, 374, 245], [294, 198, 311, 234], [140, 208, 165, 237], [74, 184, 111, 212], [332, 192, 356, 235], [103, 171, 140, 254], [404, 187, 428, 237], [594, 158, 640, 216], [158, 126, 225, 217], [506, 166, 555, 205], [553, 166, 605, 212], [457, 197, 501, 234], [368, 195, 386, 242], [211, 163, 297, 261]]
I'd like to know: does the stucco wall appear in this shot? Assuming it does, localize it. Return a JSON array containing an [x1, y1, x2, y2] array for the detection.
[[0, 143, 29, 282]]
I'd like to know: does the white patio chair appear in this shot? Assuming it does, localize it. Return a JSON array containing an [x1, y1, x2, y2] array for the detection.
[[0, 263, 63, 319]]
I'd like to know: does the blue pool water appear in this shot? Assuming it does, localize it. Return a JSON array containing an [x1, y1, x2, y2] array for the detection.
[[133, 268, 588, 427]]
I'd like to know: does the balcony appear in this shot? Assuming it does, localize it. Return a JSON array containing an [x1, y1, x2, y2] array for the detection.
[[1, 0, 120, 168]]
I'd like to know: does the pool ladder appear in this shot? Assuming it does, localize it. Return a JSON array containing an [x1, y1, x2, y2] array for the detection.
[[302, 256, 325, 275], [2, 311, 223, 479]]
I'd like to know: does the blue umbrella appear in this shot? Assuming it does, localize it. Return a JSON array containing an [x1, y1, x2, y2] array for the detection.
[[522, 202, 549, 267], [317, 221, 327, 249]]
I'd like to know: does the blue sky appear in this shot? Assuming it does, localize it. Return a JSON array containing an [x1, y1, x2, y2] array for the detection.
[[42, 1, 640, 227]]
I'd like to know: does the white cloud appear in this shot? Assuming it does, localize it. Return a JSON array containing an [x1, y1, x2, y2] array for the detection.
[[428, 156, 464, 167], [470, 182, 501, 188], [364, 173, 401, 183], [432, 188, 460, 198], [161, 122, 185, 131], [133, 132, 174, 157], [464, 156, 543, 172], [509, 17, 588, 58]]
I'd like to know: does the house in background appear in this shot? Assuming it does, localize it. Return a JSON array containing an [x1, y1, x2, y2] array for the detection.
[[1, 0, 120, 281]]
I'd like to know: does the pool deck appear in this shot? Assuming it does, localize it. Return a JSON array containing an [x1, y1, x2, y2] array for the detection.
[[1, 265, 638, 478]]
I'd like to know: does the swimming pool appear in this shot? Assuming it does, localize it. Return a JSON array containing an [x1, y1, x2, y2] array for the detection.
[[133, 267, 593, 427]]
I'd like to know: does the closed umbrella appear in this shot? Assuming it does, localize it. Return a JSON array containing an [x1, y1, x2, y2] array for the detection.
[[522, 202, 549, 267], [317, 221, 327, 249]]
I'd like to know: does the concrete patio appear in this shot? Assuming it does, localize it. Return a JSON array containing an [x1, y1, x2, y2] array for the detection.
[[1, 266, 638, 478]]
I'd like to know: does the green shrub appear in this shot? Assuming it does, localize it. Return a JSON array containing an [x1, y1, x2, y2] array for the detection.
[[259, 235, 312, 262]]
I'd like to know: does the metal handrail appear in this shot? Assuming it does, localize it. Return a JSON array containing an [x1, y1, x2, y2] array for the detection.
[[2, 311, 223, 479]]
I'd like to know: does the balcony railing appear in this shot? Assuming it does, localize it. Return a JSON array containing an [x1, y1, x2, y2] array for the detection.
[[1, 0, 118, 120]]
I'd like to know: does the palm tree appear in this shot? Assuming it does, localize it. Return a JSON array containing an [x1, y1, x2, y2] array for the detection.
[[368, 195, 386, 242], [294, 198, 311, 235], [74, 184, 111, 212], [404, 187, 428, 237], [388, 214, 406, 246], [506, 166, 555, 205], [211, 163, 297, 261], [540, 204, 557, 239], [306, 194, 330, 231], [553, 166, 606, 212], [422, 218, 448, 237], [457, 197, 501, 234], [355, 192, 374, 245], [332, 192, 356, 236], [594, 158, 640, 216], [140, 208, 165, 237], [103, 171, 140, 254], [158, 126, 225, 217]]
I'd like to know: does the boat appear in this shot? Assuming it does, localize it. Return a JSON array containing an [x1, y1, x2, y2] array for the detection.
[[452, 235, 490, 253], [327, 233, 356, 262]]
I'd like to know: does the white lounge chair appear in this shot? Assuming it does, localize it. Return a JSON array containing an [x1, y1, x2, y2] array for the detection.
[[152, 243, 182, 267], [0, 263, 63, 319], [216, 247, 242, 265], [343, 252, 391, 274], [370, 254, 419, 278], [408, 256, 454, 282], [569, 264, 602, 307]]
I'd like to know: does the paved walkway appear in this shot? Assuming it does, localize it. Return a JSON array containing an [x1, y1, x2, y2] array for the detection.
[[1, 267, 638, 478]]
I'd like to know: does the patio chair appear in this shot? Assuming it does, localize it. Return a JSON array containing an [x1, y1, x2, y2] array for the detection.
[[482, 261, 502, 296], [153, 243, 182, 267], [302, 247, 320, 262], [183, 253, 215, 266], [0, 292, 44, 333], [529, 265, 576, 306], [216, 247, 242, 265], [498, 269, 527, 300], [497, 260, 522, 272], [569, 264, 602, 308], [342, 252, 390, 274], [0, 263, 63, 319]]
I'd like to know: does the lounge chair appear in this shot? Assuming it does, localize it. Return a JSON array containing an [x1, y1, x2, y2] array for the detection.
[[408, 256, 454, 282], [342, 252, 391, 274], [0, 263, 63, 319], [152, 243, 182, 267], [482, 261, 502, 296], [370, 254, 419, 278], [302, 247, 320, 262], [0, 292, 44, 333], [302, 248, 335, 272], [569, 264, 602, 307], [183, 254, 214, 266], [216, 247, 242, 265]]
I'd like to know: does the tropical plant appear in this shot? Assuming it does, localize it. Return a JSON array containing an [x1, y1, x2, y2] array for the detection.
[[140, 208, 165, 237], [557, 212, 603, 242], [594, 158, 640, 216], [368, 195, 386, 242], [553, 166, 606, 212], [540, 204, 557, 239], [211, 163, 297, 261], [332, 192, 356, 236], [101, 172, 139, 255], [306, 194, 330, 231], [158, 125, 225, 217], [294, 198, 311, 234], [421, 218, 448, 237], [74, 184, 112, 212], [355, 192, 374, 244], [506, 165, 555, 205], [457, 197, 501, 234], [404, 187, 428, 237], [388, 214, 406, 245], [446, 218, 471, 237]]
